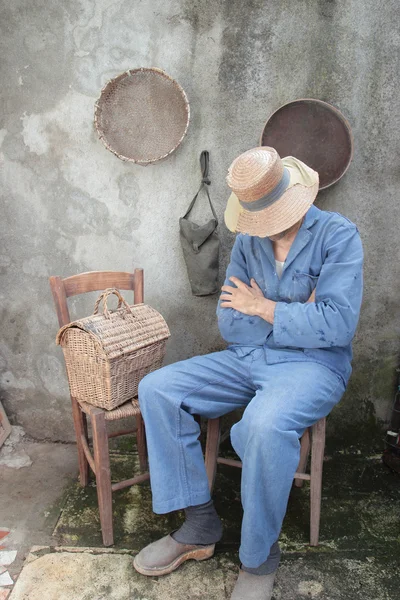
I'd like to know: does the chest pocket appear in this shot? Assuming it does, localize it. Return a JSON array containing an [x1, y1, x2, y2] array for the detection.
[[290, 272, 319, 302]]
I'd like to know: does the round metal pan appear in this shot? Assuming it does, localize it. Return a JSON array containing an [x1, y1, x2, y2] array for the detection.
[[260, 99, 354, 189]]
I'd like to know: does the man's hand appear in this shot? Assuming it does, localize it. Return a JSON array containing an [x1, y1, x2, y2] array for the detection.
[[307, 288, 316, 303], [220, 277, 265, 316], [220, 277, 317, 325], [220, 277, 277, 323]]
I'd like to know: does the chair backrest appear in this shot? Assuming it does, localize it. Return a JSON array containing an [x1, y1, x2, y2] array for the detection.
[[49, 269, 144, 328]]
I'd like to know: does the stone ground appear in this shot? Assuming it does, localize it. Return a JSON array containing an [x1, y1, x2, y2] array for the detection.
[[0, 429, 399, 599]]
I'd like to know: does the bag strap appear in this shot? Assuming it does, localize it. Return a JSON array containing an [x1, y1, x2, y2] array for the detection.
[[182, 151, 218, 222]]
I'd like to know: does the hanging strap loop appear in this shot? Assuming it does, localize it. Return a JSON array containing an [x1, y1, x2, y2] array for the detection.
[[183, 151, 218, 221], [200, 150, 211, 185]]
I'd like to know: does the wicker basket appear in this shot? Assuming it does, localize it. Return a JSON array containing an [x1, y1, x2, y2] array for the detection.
[[56, 288, 170, 410], [94, 67, 190, 165]]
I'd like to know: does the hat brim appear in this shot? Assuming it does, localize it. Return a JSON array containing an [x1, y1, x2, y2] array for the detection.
[[224, 182, 319, 237]]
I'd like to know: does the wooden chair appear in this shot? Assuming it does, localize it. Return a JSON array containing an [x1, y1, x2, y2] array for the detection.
[[49, 269, 150, 547], [205, 416, 326, 546]]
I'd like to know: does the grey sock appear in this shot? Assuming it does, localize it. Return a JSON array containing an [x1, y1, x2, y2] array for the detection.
[[171, 499, 223, 545], [241, 541, 280, 575]]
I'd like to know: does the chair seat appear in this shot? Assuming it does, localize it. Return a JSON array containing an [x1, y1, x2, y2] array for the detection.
[[78, 399, 141, 421]]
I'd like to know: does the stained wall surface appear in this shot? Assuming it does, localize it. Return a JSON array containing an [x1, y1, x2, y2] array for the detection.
[[1, 0, 399, 444]]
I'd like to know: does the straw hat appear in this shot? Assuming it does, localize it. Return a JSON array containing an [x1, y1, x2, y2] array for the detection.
[[225, 147, 319, 237]]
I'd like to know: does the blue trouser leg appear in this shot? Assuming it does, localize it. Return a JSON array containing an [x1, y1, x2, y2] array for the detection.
[[230, 349, 344, 567], [139, 347, 345, 567], [138, 348, 254, 514]]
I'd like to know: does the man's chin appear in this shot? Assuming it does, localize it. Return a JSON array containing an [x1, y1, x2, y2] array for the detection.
[[268, 232, 286, 242]]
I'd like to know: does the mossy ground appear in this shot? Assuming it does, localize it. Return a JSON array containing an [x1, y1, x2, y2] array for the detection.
[[52, 434, 400, 557], [10, 433, 399, 599]]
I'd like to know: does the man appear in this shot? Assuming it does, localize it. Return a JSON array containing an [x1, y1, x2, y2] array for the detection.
[[133, 147, 363, 599]]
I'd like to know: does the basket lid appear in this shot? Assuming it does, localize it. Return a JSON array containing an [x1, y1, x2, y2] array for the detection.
[[56, 303, 170, 359]]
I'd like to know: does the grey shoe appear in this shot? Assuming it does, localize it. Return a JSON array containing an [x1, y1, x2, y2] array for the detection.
[[133, 534, 215, 577], [230, 569, 276, 600]]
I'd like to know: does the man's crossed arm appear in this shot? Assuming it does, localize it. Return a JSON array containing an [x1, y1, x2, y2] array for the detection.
[[220, 277, 315, 324], [217, 224, 363, 349]]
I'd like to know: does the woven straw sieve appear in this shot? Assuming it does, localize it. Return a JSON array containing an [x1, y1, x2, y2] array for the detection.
[[95, 68, 190, 165]]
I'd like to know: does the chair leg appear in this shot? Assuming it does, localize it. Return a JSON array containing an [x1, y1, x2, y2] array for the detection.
[[294, 428, 311, 488], [205, 418, 221, 494], [310, 417, 326, 546], [70, 396, 89, 487], [136, 412, 148, 472], [91, 409, 114, 547]]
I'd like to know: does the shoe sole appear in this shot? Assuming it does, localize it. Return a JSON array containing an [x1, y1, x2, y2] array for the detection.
[[133, 544, 215, 577]]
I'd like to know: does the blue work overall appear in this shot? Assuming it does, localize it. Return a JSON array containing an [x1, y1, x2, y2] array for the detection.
[[139, 205, 363, 568]]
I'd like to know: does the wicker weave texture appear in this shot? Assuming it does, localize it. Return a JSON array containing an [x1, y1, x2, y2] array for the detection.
[[78, 399, 142, 420], [57, 292, 170, 410], [95, 67, 190, 165], [227, 147, 284, 202], [57, 303, 170, 359]]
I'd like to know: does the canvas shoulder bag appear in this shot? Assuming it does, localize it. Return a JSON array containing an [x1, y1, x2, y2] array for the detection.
[[179, 151, 220, 296]]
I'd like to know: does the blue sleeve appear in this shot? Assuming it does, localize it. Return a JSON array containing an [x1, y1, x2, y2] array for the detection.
[[217, 236, 273, 345], [273, 223, 363, 349]]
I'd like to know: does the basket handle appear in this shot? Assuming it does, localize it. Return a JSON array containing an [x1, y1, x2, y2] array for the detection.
[[93, 288, 134, 320]]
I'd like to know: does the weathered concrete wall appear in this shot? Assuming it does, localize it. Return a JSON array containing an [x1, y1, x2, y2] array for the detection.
[[1, 0, 399, 444]]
